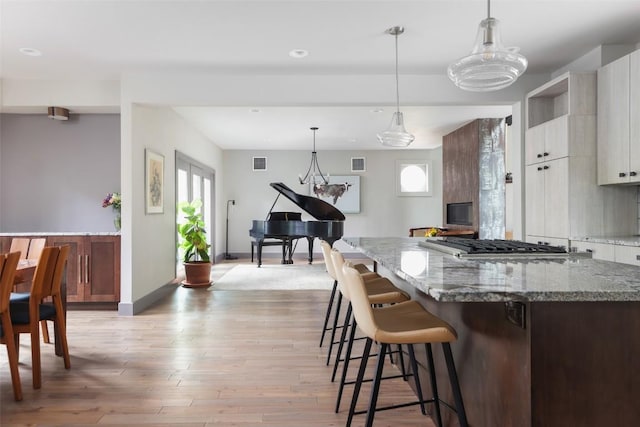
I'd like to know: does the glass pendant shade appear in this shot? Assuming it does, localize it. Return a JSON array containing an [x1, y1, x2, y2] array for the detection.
[[377, 112, 415, 147], [448, 17, 527, 92]]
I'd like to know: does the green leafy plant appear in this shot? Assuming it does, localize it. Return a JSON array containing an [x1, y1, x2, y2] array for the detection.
[[177, 199, 210, 263]]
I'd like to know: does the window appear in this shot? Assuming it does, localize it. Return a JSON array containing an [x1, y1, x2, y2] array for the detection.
[[396, 160, 432, 197]]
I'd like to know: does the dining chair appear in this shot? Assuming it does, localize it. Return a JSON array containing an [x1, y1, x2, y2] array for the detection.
[[10, 245, 71, 389], [0, 251, 23, 401], [26, 238, 46, 260], [9, 238, 30, 260]]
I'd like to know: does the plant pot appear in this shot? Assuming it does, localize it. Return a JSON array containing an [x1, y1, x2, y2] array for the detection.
[[182, 261, 212, 288]]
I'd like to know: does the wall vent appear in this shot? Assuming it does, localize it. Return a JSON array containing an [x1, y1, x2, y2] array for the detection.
[[351, 157, 366, 172], [252, 157, 267, 171]]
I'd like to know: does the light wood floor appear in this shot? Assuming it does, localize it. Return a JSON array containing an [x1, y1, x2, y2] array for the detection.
[[1, 258, 437, 426]]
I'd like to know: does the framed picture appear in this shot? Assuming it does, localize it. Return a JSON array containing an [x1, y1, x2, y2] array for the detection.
[[145, 149, 164, 214], [310, 175, 361, 214]]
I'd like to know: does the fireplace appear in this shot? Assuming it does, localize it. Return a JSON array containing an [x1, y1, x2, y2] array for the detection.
[[446, 202, 472, 226]]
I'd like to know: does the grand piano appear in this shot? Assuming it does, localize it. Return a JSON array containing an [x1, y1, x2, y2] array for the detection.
[[249, 182, 345, 267]]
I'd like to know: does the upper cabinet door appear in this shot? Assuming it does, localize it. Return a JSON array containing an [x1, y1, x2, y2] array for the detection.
[[597, 55, 631, 184], [629, 50, 640, 179]]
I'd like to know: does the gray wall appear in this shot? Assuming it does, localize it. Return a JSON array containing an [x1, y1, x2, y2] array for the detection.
[[223, 148, 444, 256], [0, 113, 121, 232]]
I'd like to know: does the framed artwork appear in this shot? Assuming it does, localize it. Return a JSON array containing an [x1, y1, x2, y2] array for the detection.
[[145, 149, 164, 214], [310, 175, 360, 214]]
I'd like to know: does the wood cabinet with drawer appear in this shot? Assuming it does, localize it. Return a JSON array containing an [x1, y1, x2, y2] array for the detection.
[[0, 234, 120, 303], [47, 235, 120, 303]]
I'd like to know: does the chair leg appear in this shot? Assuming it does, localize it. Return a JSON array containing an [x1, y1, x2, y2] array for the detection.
[[346, 337, 373, 427], [325, 292, 342, 365], [319, 279, 337, 347], [41, 320, 50, 343], [407, 344, 426, 415], [335, 314, 358, 412], [30, 319, 42, 389], [426, 343, 443, 427], [364, 342, 387, 427], [442, 342, 468, 427], [330, 303, 352, 375], [2, 313, 22, 401], [53, 296, 71, 369]]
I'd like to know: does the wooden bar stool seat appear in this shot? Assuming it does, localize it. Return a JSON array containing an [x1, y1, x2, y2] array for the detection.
[[343, 263, 469, 427]]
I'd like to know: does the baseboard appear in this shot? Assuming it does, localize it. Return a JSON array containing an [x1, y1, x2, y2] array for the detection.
[[118, 280, 179, 316]]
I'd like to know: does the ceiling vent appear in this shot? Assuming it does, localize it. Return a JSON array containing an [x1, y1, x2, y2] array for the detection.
[[48, 106, 69, 121]]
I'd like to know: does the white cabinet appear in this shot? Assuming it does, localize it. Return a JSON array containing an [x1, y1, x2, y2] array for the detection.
[[569, 240, 615, 262], [613, 245, 640, 267], [525, 158, 569, 240], [597, 49, 640, 185]]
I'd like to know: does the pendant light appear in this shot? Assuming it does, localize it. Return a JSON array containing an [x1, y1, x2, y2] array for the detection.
[[447, 0, 527, 92], [377, 26, 414, 148], [298, 127, 329, 185]]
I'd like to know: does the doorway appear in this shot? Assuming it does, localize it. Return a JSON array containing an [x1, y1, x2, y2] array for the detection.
[[176, 152, 215, 275]]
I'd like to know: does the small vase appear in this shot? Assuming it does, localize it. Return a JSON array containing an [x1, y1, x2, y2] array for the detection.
[[114, 213, 121, 231]]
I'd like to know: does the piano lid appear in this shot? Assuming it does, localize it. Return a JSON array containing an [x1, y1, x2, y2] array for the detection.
[[270, 182, 346, 221]]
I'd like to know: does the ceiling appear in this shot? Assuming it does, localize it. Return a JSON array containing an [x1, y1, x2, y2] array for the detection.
[[2, 0, 639, 150]]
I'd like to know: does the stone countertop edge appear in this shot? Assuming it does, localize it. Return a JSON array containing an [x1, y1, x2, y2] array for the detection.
[[571, 235, 640, 247], [342, 236, 640, 303], [0, 232, 121, 236]]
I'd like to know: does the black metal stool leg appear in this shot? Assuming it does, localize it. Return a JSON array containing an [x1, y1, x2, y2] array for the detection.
[[335, 314, 358, 412], [346, 337, 373, 427], [319, 279, 338, 347], [330, 303, 352, 372], [326, 292, 342, 365], [407, 344, 427, 415], [364, 342, 388, 427], [443, 342, 469, 427], [426, 343, 443, 427]]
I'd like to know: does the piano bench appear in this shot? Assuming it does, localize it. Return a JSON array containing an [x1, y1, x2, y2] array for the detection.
[[251, 239, 288, 265]]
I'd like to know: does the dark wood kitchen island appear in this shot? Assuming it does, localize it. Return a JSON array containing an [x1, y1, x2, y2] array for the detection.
[[342, 237, 640, 427]]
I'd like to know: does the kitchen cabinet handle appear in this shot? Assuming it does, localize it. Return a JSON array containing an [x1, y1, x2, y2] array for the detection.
[[537, 167, 543, 171], [543, 152, 549, 157], [78, 256, 83, 283], [543, 165, 549, 170], [537, 153, 543, 158], [630, 171, 637, 177], [619, 172, 627, 177], [84, 255, 89, 284]]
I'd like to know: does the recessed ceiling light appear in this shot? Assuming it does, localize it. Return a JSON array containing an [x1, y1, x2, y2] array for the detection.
[[250, 108, 261, 113], [348, 138, 357, 143], [289, 49, 309, 59], [371, 108, 384, 113], [19, 47, 42, 57]]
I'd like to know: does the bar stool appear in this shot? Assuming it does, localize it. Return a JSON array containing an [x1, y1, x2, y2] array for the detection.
[[318, 240, 377, 349], [342, 263, 469, 427], [330, 248, 410, 412]]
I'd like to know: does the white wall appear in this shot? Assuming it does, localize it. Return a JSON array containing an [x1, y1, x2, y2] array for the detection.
[[119, 104, 223, 314], [224, 148, 443, 256]]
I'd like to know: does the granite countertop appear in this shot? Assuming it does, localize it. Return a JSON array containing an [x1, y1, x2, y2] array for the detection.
[[571, 235, 640, 247], [342, 236, 640, 303]]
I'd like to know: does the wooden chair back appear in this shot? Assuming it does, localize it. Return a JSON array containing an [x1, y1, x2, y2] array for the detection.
[[27, 238, 46, 260], [0, 251, 23, 400], [9, 238, 30, 260], [13, 245, 71, 389]]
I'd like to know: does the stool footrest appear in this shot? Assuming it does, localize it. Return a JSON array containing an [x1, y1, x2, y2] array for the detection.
[[345, 372, 412, 386], [353, 398, 436, 415]]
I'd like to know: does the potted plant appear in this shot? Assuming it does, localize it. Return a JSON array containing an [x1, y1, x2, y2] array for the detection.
[[177, 198, 212, 288]]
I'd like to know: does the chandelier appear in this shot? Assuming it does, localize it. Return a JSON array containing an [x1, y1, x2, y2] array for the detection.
[[298, 127, 329, 185], [377, 26, 414, 147], [447, 0, 528, 92]]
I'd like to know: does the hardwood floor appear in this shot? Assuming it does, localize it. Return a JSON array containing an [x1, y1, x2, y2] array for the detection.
[[1, 259, 436, 426]]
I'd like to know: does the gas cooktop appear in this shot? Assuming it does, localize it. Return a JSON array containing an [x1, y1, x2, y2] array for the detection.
[[418, 237, 570, 258]]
